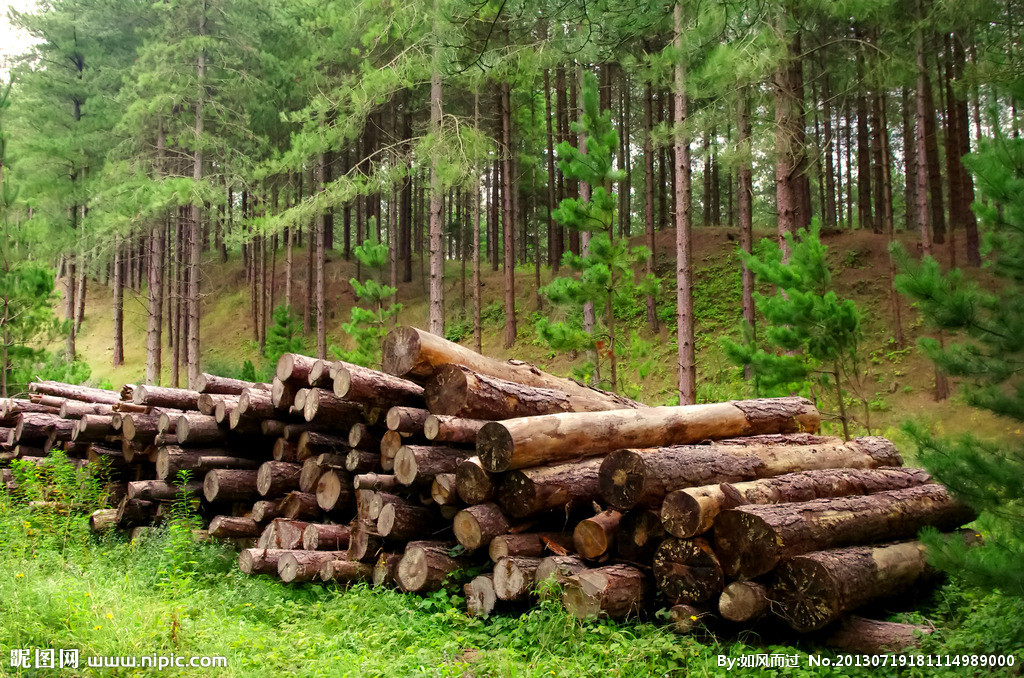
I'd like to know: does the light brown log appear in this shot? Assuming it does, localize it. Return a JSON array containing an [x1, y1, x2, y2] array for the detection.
[[176, 414, 225, 445], [89, 508, 118, 533], [319, 559, 374, 584], [203, 469, 260, 503], [718, 581, 769, 622], [128, 479, 202, 501], [385, 406, 430, 433], [278, 550, 349, 583], [121, 413, 161, 443], [304, 388, 363, 425], [489, 533, 575, 562], [714, 484, 975, 578], [394, 445, 471, 486], [209, 516, 260, 539], [133, 384, 200, 410], [307, 359, 334, 388], [465, 574, 497, 617], [353, 473, 399, 492], [373, 552, 402, 587], [233, 388, 275, 424], [453, 503, 510, 550], [315, 469, 354, 512], [602, 436, 901, 511], [251, 500, 282, 524], [397, 540, 465, 592], [455, 457, 495, 505], [663, 466, 930, 539], [280, 491, 321, 520], [493, 556, 542, 600], [257, 521, 279, 549], [156, 447, 260, 481], [823, 615, 933, 653], [276, 353, 319, 383], [377, 501, 435, 541], [297, 431, 349, 462], [60, 400, 115, 418], [29, 381, 121, 405], [574, 510, 623, 560], [257, 461, 302, 497], [616, 509, 666, 562], [299, 458, 324, 493], [379, 431, 405, 471], [423, 414, 486, 444], [333, 362, 424, 408], [238, 548, 289, 575], [478, 397, 821, 472], [284, 422, 331, 441], [497, 457, 603, 518], [347, 423, 382, 451], [72, 414, 115, 442], [561, 565, 649, 619], [195, 373, 268, 395], [302, 523, 351, 551], [268, 518, 310, 549], [347, 520, 383, 561], [653, 538, 724, 605], [430, 473, 459, 506], [383, 327, 642, 407]]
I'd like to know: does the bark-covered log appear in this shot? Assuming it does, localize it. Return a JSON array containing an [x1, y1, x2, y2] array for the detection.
[[394, 445, 471, 486], [497, 457, 603, 518], [489, 533, 575, 562], [303, 388, 364, 425], [385, 406, 431, 433], [347, 520, 383, 561], [493, 556, 542, 600], [345, 424, 379, 452], [278, 550, 348, 583], [274, 439, 298, 463], [261, 419, 288, 438], [823, 615, 933, 653], [344, 449, 378, 474], [601, 436, 903, 511], [616, 509, 666, 562], [319, 559, 374, 584], [209, 516, 261, 539], [13, 412, 58, 443], [465, 574, 497, 617], [128, 479, 202, 501], [353, 473, 400, 492], [307, 359, 335, 388], [276, 353, 319, 383], [280, 491, 321, 520], [121, 413, 162, 443], [60, 400, 115, 419], [269, 518, 311, 549], [238, 548, 289, 575], [562, 565, 649, 619], [377, 501, 435, 541], [115, 496, 155, 527], [379, 431, 406, 471], [315, 469, 354, 512], [86, 444, 127, 471], [653, 538, 724, 605], [667, 604, 714, 634], [455, 457, 495, 505], [770, 541, 936, 632], [430, 473, 459, 506], [203, 469, 260, 503], [663, 466, 929, 539], [479, 397, 820, 472], [176, 414, 225, 445], [718, 581, 769, 622], [714, 485, 975, 578], [333, 362, 424, 408], [383, 327, 641, 409], [453, 503, 510, 550], [133, 385, 201, 410], [156, 447, 261, 481], [74, 414, 116, 442], [257, 461, 302, 497], [302, 523, 351, 550], [397, 540, 465, 592], [88, 508, 118, 533], [574, 510, 623, 560], [372, 552, 402, 587], [29, 381, 122, 405], [297, 431, 349, 462], [271, 378, 298, 411], [234, 388, 275, 422], [197, 393, 223, 416], [213, 396, 240, 423], [424, 414, 486, 444], [535, 555, 588, 584], [195, 373, 268, 395], [251, 500, 282, 523]]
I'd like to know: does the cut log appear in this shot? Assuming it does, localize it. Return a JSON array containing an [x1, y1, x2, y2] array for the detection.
[[770, 540, 936, 632], [197, 393, 222, 416], [175, 414, 225, 445], [347, 423, 382, 451], [238, 548, 289, 575], [601, 436, 904, 511], [561, 565, 649, 619], [234, 388, 275, 421], [347, 520, 383, 561], [667, 604, 714, 634], [379, 431, 405, 471], [203, 469, 260, 503], [209, 516, 261, 539], [430, 473, 459, 506], [74, 414, 116, 442], [261, 419, 288, 438], [386, 406, 431, 433], [652, 538, 724, 605], [394, 445, 471, 486], [303, 388, 364, 425], [353, 473, 400, 492], [489, 533, 575, 562], [396, 540, 464, 592], [377, 502, 435, 541], [465, 574, 497, 617], [121, 413, 161, 443], [276, 353, 319, 383], [718, 581, 769, 623], [297, 431, 349, 462], [663, 466, 929, 539], [333, 362, 424, 408], [89, 508, 118, 533], [195, 373, 268, 395], [257, 461, 302, 497], [315, 469, 354, 512], [271, 378, 298, 411], [494, 556, 542, 600], [269, 518, 310, 549], [13, 412, 58, 443], [373, 553, 402, 587], [366, 491, 402, 521], [307, 359, 334, 388], [278, 550, 348, 583], [320, 559, 374, 584], [274, 439, 298, 463], [713, 484, 975, 579], [453, 503, 510, 550], [302, 523, 351, 550], [115, 496, 155, 527], [156, 447, 261, 481], [251, 500, 282, 523], [536, 555, 588, 585], [574, 510, 623, 560], [280, 491, 321, 520], [478, 397, 820, 472], [60, 400, 115, 418], [133, 385, 200, 410], [423, 414, 486, 444], [616, 509, 666, 562], [455, 457, 495, 505], [823, 616, 932, 653], [383, 327, 642, 408], [29, 381, 121, 405], [298, 458, 324, 493], [213, 397, 239, 423], [128, 479, 202, 501], [497, 457, 604, 519]]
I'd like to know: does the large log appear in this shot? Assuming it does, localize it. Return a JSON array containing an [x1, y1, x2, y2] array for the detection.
[[315, 469, 354, 512], [394, 445, 471, 486], [478, 397, 820, 472], [88, 508, 118, 533], [209, 516, 261, 539], [29, 381, 121, 405], [302, 523, 351, 550], [297, 431, 349, 462], [121, 413, 161, 443], [257, 461, 302, 497], [12, 412, 58, 444], [72, 414, 115, 442], [465, 574, 498, 617], [278, 550, 348, 583], [453, 503, 510, 550], [561, 565, 649, 619], [307, 359, 334, 388], [396, 540, 465, 592], [497, 457, 604, 518], [175, 414, 226, 445], [195, 373, 269, 395], [133, 384, 201, 410], [377, 502, 435, 541], [652, 537, 724, 605], [271, 378, 298, 411], [535, 555, 587, 585], [303, 389, 363, 425], [770, 541, 936, 632], [383, 327, 642, 408], [60, 400, 115, 418], [489, 533, 575, 562], [823, 616, 933, 653], [385, 406, 431, 433], [347, 423, 382, 451], [115, 496, 155, 527], [238, 548, 290, 575], [233, 388, 275, 424], [424, 414, 486, 444], [430, 473, 459, 506], [156, 447, 261, 481], [663, 466, 930, 539], [372, 552, 402, 587], [203, 469, 260, 503], [455, 457, 495, 505], [347, 520, 383, 561], [1, 399, 60, 423], [714, 484, 975, 579], [320, 559, 374, 584], [718, 581, 769, 623], [333, 362, 424, 408], [128, 479, 202, 501], [616, 509, 666, 562], [601, 435, 902, 511], [280, 491, 321, 520], [276, 353, 319, 383], [493, 556, 542, 600], [574, 510, 623, 560]]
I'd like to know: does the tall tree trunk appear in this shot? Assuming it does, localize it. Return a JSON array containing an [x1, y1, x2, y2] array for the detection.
[[674, 3, 696, 405], [738, 93, 756, 378], [774, 7, 806, 249], [902, 88, 918, 232], [577, 66, 597, 382], [187, 2, 206, 389], [112, 236, 124, 367], [428, 61, 445, 337], [501, 81, 516, 349], [473, 91, 483, 353], [316, 151, 327, 360], [621, 71, 632, 237], [822, 69, 837, 228], [545, 70, 561, 272], [643, 81, 659, 333], [856, 55, 874, 232], [878, 94, 905, 348], [946, 32, 980, 266]]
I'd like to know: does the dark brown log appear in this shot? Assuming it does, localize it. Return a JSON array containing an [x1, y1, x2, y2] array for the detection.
[[283, 422, 332, 441], [238, 548, 289, 575], [280, 491, 321, 520], [213, 396, 240, 423], [478, 397, 821, 472], [88, 508, 118, 533], [297, 431, 349, 462], [44, 418, 77, 447], [12, 412, 58, 444], [257, 461, 302, 497], [72, 414, 115, 442], [561, 565, 649, 619], [302, 523, 351, 551], [315, 469, 354, 512], [497, 457, 603, 518], [0, 399, 59, 425], [156, 447, 261, 481], [115, 496, 156, 527], [663, 466, 930, 539], [353, 473, 400, 492], [303, 388, 363, 425], [465, 574, 497, 617], [133, 385, 201, 410], [489, 533, 575, 562], [278, 550, 348, 583], [430, 473, 459, 506], [62, 401, 114, 418], [319, 558, 374, 584], [251, 500, 282, 523], [197, 393, 222, 415], [86, 444, 127, 471], [333, 361, 424, 408], [823, 615, 932, 653], [347, 423, 382, 451], [424, 414, 486, 444], [290, 387, 309, 415], [209, 516, 260, 539], [714, 484, 975, 579], [195, 373, 268, 395], [493, 556, 542, 600], [345, 449, 378, 474], [203, 469, 260, 503], [176, 414, 225, 445], [274, 439, 298, 463], [770, 540, 935, 632], [602, 435, 902, 511], [271, 378, 298, 411], [616, 509, 665, 562], [718, 581, 769, 622], [397, 540, 464, 592], [394, 445, 471, 486], [455, 456, 495, 505], [29, 381, 121, 405], [386, 406, 430, 433], [574, 510, 623, 560], [128, 479, 202, 501], [653, 537, 724, 605], [372, 552, 402, 587], [261, 419, 288, 438], [453, 503, 510, 550], [276, 353, 319, 383], [257, 521, 279, 549], [347, 520, 383, 561], [377, 501, 435, 541], [235, 388, 275, 421], [269, 518, 311, 549]]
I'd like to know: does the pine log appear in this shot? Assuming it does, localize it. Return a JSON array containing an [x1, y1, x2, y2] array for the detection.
[[386, 406, 431, 433], [238, 548, 289, 575], [478, 397, 821, 472], [121, 413, 162, 443], [714, 484, 975, 578], [213, 396, 240, 423], [29, 381, 121, 405], [489, 533, 575, 562], [453, 503, 510, 550], [276, 353, 319, 383], [132, 385, 200, 410], [353, 473, 400, 492], [251, 500, 282, 524], [261, 419, 288, 438], [319, 559, 374, 584], [278, 550, 348, 583], [13, 412, 58, 443], [373, 552, 402, 587], [128, 479, 202, 501], [209, 516, 261, 539], [307, 359, 334, 388], [423, 414, 486, 444], [115, 496, 155, 527], [297, 431, 349, 462], [667, 604, 714, 634], [823, 616, 933, 653], [347, 423, 382, 451], [289, 387, 309, 416], [394, 445, 471, 486], [718, 581, 769, 622], [257, 461, 302, 497], [383, 327, 642, 408], [88, 508, 118, 533], [379, 431, 405, 471], [315, 469, 355, 512], [493, 556, 542, 600], [455, 457, 495, 505], [616, 509, 666, 562], [574, 510, 623, 560], [465, 574, 498, 617], [274, 439, 298, 463], [601, 436, 903, 511], [497, 457, 604, 518], [302, 523, 351, 550], [663, 466, 930, 539], [347, 520, 383, 561], [284, 422, 331, 441], [361, 490, 395, 521], [296, 458, 322, 493], [203, 469, 260, 503], [653, 537, 724, 605], [280, 491, 321, 520], [561, 565, 649, 619], [72, 414, 115, 442], [234, 387, 275, 421], [175, 414, 225, 445], [333, 362, 424, 408], [60, 400, 115, 418], [430, 473, 459, 506], [396, 540, 464, 592], [156, 447, 261, 481], [770, 541, 936, 632], [268, 518, 310, 549], [303, 388, 363, 425], [197, 393, 221, 415], [195, 373, 268, 395], [377, 502, 435, 541], [257, 521, 279, 549]]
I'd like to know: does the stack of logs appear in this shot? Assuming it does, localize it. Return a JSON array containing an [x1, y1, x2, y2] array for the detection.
[[0, 326, 976, 650]]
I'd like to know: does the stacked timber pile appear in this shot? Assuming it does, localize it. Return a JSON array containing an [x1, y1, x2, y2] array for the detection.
[[0, 327, 975, 649]]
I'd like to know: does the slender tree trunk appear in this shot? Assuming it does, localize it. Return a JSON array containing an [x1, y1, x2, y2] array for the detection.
[[774, 8, 806, 249], [501, 81, 516, 348], [187, 2, 206, 389], [856, 56, 875, 232], [316, 151, 326, 359], [544, 69, 561, 272], [878, 94, 905, 348], [738, 93, 755, 378], [902, 88, 918, 232], [822, 69, 837, 228], [112, 235, 124, 367], [643, 81, 658, 333], [473, 91, 483, 353], [674, 3, 696, 405], [577, 66, 598, 382], [428, 60, 445, 337]]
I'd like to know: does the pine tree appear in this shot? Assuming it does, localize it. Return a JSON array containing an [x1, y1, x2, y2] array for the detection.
[[337, 233, 401, 368], [264, 304, 305, 375]]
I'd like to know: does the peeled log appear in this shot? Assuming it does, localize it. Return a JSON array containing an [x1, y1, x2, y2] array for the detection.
[[394, 445, 471, 486], [383, 327, 641, 409], [493, 556, 542, 600], [478, 397, 820, 472], [653, 538, 724, 605], [320, 559, 374, 584], [209, 516, 260, 539], [718, 581, 769, 622], [377, 502, 435, 541], [453, 503, 510, 550], [663, 466, 930, 539], [203, 469, 260, 503], [386, 406, 430, 433], [465, 575, 498, 617], [574, 510, 622, 559], [601, 435, 902, 511], [489, 533, 575, 562], [497, 457, 603, 519], [823, 616, 932, 653], [424, 414, 486, 444], [156, 447, 260, 481], [251, 500, 282, 523], [61, 400, 114, 418], [238, 548, 290, 575], [616, 510, 666, 562], [397, 540, 465, 592], [455, 457, 495, 505], [333, 362, 424, 408], [770, 541, 936, 632], [714, 484, 975, 579], [133, 384, 200, 410], [278, 550, 348, 583], [345, 449, 380, 474], [302, 523, 351, 550], [562, 565, 649, 620]]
